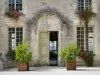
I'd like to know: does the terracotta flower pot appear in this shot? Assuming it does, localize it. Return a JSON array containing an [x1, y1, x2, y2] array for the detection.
[[66, 60, 76, 70], [18, 62, 29, 71]]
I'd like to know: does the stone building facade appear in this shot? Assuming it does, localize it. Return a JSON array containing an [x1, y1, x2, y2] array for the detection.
[[0, 0, 100, 67]]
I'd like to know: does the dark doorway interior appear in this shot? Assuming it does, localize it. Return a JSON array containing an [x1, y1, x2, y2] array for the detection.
[[49, 31, 58, 66]]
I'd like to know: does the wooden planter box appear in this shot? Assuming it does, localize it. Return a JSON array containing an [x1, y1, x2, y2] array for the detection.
[[66, 60, 76, 70], [18, 62, 29, 71]]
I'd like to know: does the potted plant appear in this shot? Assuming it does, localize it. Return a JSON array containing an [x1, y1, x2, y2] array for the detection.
[[14, 40, 32, 71], [79, 50, 95, 67], [59, 42, 79, 70], [4, 10, 23, 21]]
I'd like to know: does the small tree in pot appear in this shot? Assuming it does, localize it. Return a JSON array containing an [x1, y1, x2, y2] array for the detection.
[[59, 42, 79, 70], [14, 40, 32, 71]]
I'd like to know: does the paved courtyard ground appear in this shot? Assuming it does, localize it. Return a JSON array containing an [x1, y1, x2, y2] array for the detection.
[[3, 66, 100, 71], [1, 67, 100, 75]]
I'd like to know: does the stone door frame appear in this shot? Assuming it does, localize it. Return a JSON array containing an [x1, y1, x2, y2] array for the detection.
[[38, 30, 61, 66]]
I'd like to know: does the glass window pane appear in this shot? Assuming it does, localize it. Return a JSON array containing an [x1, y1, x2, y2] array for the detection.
[[81, 0, 84, 2], [16, 28, 23, 46], [9, 0, 15, 11], [8, 28, 15, 50], [85, 0, 91, 10], [77, 35, 80, 38], [77, 27, 80, 30], [77, 27, 93, 50], [77, 31, 80, 34], [16, 28, 19, 31], [16, 0, 22, 4], [78, 0, 84, 10], [16, 4, 22, 10], [9, 0, 15, 4], [19, 4, 22, 10], [8, 28, 23, 50], [81, 31, 84, 34], [16, 0, 22, 10]]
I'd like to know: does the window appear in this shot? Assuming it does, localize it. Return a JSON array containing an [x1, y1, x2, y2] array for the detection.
[[78, 0, 92, 11], [16, 0, 22, 11], [9, 0, 22, 11], [8, 28, 23, 50], [77, 27, 93, 51], [50, 41, 57, 51], [9, 0, 15, 10]]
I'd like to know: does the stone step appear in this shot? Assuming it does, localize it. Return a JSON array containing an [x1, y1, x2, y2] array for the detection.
[[76, 62, 85, 66], [76, 57, 85, 66]]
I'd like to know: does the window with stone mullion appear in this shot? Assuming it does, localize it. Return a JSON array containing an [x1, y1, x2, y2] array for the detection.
[[16, 0, 22, 11], [78, 0, 84, 11], [8, 28, 23, 50], [77, 27, 93, 51], [9, 0, 15, 11], [9, 0, 22, 11], [85, 0, 92, 10], [78, 0, 92, 11]]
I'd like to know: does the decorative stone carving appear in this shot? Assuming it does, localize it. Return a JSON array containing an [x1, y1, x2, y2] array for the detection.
[[25, 8, 73, 36]]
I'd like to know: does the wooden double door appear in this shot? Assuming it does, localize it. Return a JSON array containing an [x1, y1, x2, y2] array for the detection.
[[39, 31, 58, 66]]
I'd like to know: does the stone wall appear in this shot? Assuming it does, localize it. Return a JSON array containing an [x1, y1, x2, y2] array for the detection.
[[0, 0, 100, 66], [0, 0, 8, 57]]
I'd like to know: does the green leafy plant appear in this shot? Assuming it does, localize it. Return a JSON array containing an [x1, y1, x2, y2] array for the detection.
[[59, 42, 79, 62], [79, 50, 95, 66], [77, 9, 96, 21], [6, 50, 15, 60], [14, 40, 32, 63]]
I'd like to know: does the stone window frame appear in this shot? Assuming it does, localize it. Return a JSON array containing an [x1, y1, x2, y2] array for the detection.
[[9, 0, 22, 11], [8, 27, 23, 50], [77, 26, 94, 51], [78, 0, 92, 11]]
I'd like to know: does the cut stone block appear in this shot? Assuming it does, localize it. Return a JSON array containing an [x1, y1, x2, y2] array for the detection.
[[0, 60, 3, 70]]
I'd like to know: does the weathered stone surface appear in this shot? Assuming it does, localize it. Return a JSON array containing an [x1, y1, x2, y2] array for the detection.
[[0, 60, 3, 70], [0, 0, 100, 67]]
